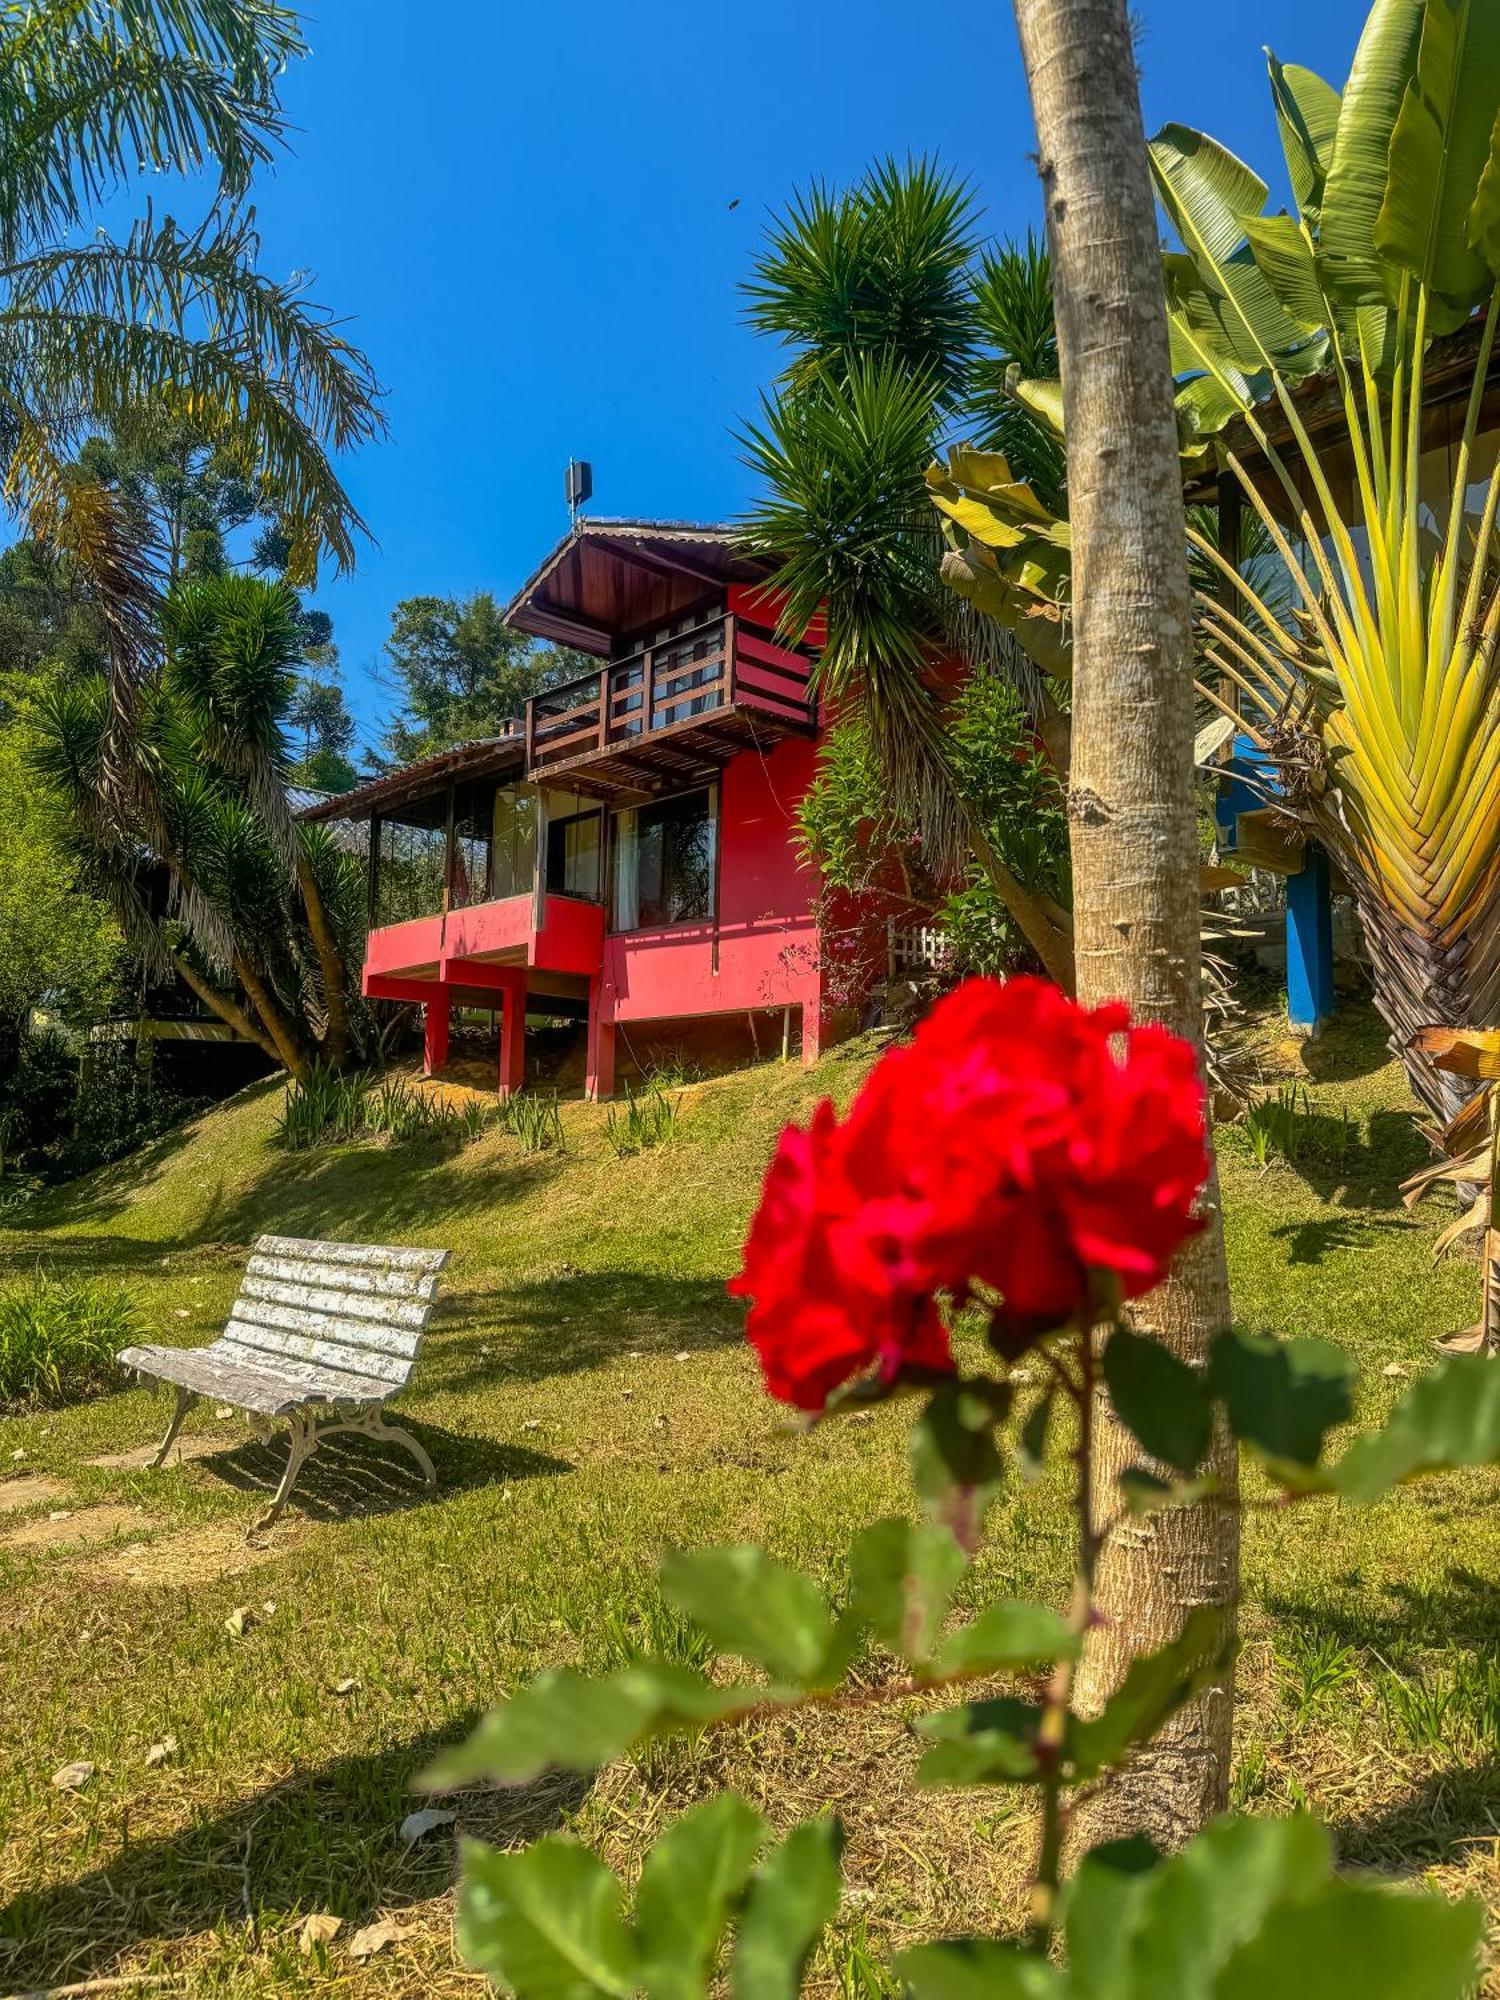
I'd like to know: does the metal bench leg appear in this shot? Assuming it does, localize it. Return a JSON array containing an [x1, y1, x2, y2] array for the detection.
[[339, 1407, 437, 1490], [253, 1410, 316, 1533], [151, 1384, 197, 1468]]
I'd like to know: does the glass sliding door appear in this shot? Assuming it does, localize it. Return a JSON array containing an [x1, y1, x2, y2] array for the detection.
[[612, 785, 716, 930]]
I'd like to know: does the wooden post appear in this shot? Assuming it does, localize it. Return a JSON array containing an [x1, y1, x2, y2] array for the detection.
[[781, 1006, 791, 1062], [585, 979, 616, 1101], [368, 812, 382, 930]]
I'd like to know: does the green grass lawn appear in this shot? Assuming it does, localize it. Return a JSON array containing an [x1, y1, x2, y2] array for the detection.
[[2, 1006, 1499, 1996]]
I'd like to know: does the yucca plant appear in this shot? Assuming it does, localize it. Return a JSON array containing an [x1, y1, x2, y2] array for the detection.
[[931, 0, 1500, 1126]]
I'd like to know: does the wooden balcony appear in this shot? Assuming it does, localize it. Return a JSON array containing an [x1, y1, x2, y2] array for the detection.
[[523, 612, 815, 801]]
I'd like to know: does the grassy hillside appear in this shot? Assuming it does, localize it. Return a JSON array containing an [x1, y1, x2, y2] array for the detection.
[[2, 1009, 1499, 1995]]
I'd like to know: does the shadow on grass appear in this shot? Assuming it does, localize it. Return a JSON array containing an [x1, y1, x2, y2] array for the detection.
[[1338, 1754, 1500, 1872], [185, 1418, 571, 1523], [1295, 1012, 1393, 1086], [430, 1270, 743, 1392], [1263, 1564, 1500, 1669], [1268, 1213, 1421, 1266], [0, 1137, 563, 1284], [0, 1721, 590, 1988]]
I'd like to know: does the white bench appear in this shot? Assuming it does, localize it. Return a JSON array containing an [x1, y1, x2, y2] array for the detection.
[[118, 1233, 451, 1529]]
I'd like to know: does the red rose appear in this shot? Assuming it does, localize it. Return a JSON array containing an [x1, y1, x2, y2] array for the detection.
[[730, 977, 1209, 1408], [728, 1101, 955, 1411]]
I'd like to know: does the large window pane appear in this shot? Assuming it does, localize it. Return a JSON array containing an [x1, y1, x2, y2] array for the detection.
[[450, 781, 493, 910], [613, 786, 714, 929], [491, 787, 538, 899], [374, 813, 446, 926], [545, 810, 602, 900]]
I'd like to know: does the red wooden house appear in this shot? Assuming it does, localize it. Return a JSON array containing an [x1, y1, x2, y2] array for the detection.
[[304, 519, 879, 1099]]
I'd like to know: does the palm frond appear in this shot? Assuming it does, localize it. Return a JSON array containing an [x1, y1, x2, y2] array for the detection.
[[742, 155, 980, 408], [0, 1, 304, 257], [0, 205, 382, 578]]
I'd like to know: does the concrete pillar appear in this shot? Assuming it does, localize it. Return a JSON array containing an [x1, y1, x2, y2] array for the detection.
[[585, 981, 616, 1101], [498, 983, 526, 1099], [422, 996, 450, 1077], [1286, 845, 1335, 1036]]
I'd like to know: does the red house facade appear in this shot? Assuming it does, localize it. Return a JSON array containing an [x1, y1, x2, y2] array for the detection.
[[305, 521, 873, 1099]]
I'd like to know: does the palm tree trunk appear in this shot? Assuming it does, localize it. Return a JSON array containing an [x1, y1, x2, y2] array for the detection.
[[969, 821, 1075, 988], [294, 850, 352, 1068], [167, 950, 281, 1064], [233, 952, 314, 1082], [1013, 0, 1238, 1848]]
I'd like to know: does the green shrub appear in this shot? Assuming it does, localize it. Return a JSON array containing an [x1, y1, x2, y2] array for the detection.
[[0, 1270, 139, 1409], [604, 1082, 679, 1158]]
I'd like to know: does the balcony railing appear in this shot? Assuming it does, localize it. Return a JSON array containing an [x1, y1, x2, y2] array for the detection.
[[524, 612, 813, 776]]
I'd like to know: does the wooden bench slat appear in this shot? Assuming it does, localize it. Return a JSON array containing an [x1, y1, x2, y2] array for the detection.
[[246, 1253, 438, 1302], [216, 1335, 399, 1403], [118, 1343, 312, 1417], [221, 1320, 409, 1389], [240, 1273, 430, 1332], [231, 1293, 421, 1361], [254, 1234, 449, 1274]]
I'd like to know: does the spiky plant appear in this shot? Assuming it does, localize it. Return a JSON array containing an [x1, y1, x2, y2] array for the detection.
[[29, 573, 365, 1077]]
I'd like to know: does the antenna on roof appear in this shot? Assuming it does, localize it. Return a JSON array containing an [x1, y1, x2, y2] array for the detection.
[[565, 458, 593, 528]]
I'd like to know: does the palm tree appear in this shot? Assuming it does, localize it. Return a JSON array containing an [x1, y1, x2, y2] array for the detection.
[[738, 163, 1074, 984], [1012, 0, 1238, 1850], [32, 573, 365, 1079], [0, 2, 381, 736]]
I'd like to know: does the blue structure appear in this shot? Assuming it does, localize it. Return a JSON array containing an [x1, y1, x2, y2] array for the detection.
[[1214, 733, 1336, 1036]]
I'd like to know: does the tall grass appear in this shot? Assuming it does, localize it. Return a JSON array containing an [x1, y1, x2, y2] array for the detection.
[[604, 1082, 679, 1158], [497, 1091, 564, 1154], [0, 1270, 140, 1409], [275, 1067, 496, 1152]]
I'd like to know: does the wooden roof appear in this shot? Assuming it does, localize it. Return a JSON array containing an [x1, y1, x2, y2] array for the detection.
[[297, 733, 527, 825], [504, 520, 777, 653]]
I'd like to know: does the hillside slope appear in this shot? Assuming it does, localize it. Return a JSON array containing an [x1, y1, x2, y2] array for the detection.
[[2, 1011, 1499, 1996]]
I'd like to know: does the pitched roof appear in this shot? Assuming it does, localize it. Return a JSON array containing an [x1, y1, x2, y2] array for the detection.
[[505, 518, 775, 653]]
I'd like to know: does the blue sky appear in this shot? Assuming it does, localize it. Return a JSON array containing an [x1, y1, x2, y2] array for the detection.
[[232, 0, 1368, 746]]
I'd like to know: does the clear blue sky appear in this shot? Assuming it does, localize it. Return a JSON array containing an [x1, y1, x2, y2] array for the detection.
[[234, 0, 1368, 747]]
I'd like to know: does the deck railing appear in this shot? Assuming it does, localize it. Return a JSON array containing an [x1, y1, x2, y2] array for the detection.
[[524, 613, 811, 774]]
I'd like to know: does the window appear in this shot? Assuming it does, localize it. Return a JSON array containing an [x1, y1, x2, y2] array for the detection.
[[613, 786, 715, 930], [545, 809, 602, 900], [491, 787, 537, 899], [372, 810, 446, 926], [450, 781, 493, 910]]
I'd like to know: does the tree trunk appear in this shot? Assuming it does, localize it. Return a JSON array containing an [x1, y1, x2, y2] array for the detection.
[[1013, 0, 1239, 1848], [970, 821, 1076, 989], [295, 850, 352, 1068], [167, 950, 281, 1065], [233, 952, 314, 1081]]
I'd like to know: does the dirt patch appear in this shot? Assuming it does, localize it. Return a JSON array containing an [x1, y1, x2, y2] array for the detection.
[[4, 1503, 146, 1551], [88, 1433, 228, 1472], [0, 1475, 68, 1514], [92, 1516, 312, 1587]]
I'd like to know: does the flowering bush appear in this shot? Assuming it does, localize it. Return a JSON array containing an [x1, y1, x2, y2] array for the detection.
[[442, 979, 1496, 2000], [731, 978, 1211, 1405]]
